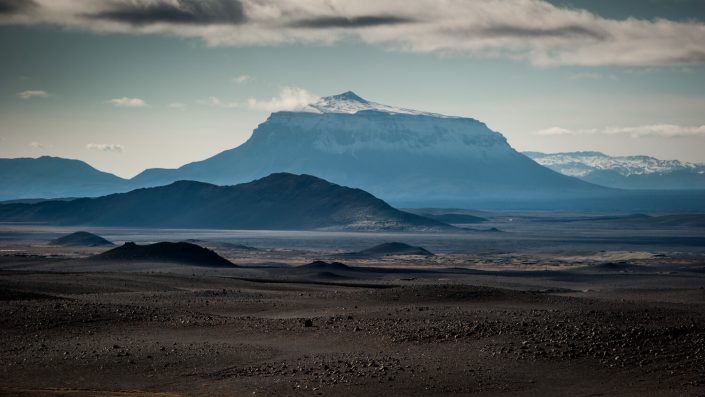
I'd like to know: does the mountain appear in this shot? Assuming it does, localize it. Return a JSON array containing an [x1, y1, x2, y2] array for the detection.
[[343, 242, 434, 258], [525, 151, 705, 190], [0, 156, 128, 201], [0, 173, 449, 231], [50, 231, 114, 247], [93, 242, 234, 267], [131, 92, 606, 207]]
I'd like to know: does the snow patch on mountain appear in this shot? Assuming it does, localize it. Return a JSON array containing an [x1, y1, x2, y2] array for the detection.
[[304, 91, 454, 118], [263, 102, 510, 158], [525, 151, 705, 177]]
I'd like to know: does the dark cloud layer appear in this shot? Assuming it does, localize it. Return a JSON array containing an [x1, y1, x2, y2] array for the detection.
[[89, 0, 245, 25], [2, 0, 704, 66], [290, 15, 415, 29], [0, 0, 37, 15], [480, 24, 608, 40]]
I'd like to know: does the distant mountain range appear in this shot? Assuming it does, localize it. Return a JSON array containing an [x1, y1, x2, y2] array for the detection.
[[0, 173, 448, 231], [525, 151, 705, 190], [2, 92, 704, 211], [0, 156, 128, 201]]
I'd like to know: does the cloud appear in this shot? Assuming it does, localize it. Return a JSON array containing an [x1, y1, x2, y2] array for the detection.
[[168, 102, 188, 110], [109, 97, 147, 107], [86, 143, 124, 152], [231, 74, 251, 84], [29, 141, 44, 148], [288, 15, 415, 29], [0, 0, 37, 15], [537, 127, 575, 136], [17, 89, 48, 99], [198, 96, 238, 108], [604, 124, 705, 138], [87, 0, 245, 26], [538, 124, 705, 138], [567, 72, 617, 81], [4, 1, 705, 67], [247, 87, 318, 112]]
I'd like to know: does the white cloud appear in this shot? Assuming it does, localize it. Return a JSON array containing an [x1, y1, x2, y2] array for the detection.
[[17, 90, 49, 100], [29, 141, 44, 148], [198, 96, 239, 109], [2, 1, 705, 67], [567, 72, 617, 81], [232, 74, 251, 84], [86, 143, 124, 152], [247, 87, 318, 112], [109, 97, 147, 107], [538, 124, 705, 138], [168, 102, 188, 111], [537, 127, 575, 136]]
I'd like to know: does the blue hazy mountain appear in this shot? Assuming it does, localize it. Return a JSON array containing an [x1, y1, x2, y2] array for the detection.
[[131, 92, 605, 207], [0, 156, 128, 201], [525, 151, 705, 190], [0, 173, 449, 231]]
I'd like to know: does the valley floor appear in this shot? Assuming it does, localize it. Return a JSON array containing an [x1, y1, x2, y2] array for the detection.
[[1, 216, 704, 396], [1, 263, 705, 396]]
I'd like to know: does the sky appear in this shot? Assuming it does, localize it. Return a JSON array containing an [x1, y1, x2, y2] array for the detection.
[[1, 0, 704, 178]]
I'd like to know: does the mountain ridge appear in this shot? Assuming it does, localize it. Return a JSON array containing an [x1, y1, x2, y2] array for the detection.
[[525, 151, 705, 190], [0, 173, 451, 231], [0, 156, 128, 201]]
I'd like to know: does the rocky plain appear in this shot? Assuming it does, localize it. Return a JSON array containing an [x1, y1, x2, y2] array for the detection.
[[1, 213, 704, 396]]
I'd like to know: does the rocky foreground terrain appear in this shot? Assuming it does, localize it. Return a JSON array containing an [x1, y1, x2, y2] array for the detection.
[[1, 266, 705, 396]]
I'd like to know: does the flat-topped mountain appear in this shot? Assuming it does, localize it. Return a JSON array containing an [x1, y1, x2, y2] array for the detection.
[[0, 173, 449, 231], [131, 92, 605, 207], [50, 231, 114, 247], [93, 242, 234, 267]]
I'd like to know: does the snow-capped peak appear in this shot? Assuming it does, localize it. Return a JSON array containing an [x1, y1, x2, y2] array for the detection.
[[304, 91, 454, 118]]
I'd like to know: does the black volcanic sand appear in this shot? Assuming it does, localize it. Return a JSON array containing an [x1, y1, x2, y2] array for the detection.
[[50, 231, 114, 247], [1, 268, 705, 396]]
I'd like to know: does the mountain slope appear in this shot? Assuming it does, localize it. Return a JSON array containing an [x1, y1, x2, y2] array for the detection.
[[0, 173, 449, 231], [0, 156, 128, 200], [525, 151, 705, 190]]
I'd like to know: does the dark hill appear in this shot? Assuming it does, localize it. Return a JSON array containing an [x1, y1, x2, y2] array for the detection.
[[182, 239, 259, 251], [346, 242, 434, 258], [93, 242, 234, 267], [417, 213, 487, 224], [300, 261, 353, 272], [0, 173, 449, 231], [50, 231, 114, 247]]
